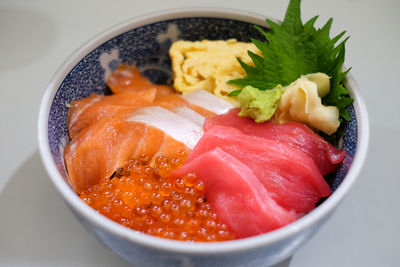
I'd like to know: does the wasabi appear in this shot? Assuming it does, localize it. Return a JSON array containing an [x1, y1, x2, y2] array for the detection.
[[237, 85, 282, 123]]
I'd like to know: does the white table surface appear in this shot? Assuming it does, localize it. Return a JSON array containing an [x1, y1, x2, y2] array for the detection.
[[1, 0, 399, 266]]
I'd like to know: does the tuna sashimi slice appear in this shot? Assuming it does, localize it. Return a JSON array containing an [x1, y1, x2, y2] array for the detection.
[[186, 125, 331, 213], [170, 147, 296, 238], [204, 108, 346, 176]]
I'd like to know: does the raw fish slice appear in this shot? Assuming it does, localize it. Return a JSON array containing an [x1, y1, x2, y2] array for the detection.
[[186, 125, 331, 213], [152, 94, 189, 111], [107, 64, 233, 115], [131, 127, 191, 168], [150, 135, 191, 167], [65, 115, 146, 193], [154, 93, 216, 119], [68, 105, 139, 139], [67, 89, 210, 141], [65, 90, 228, 193], [107, 64, 175, 97], [186, 103, 216, 119], [92, 89, 156, 105], [131, 126, 165, 160], [126, 106, 203, 149], [204, 108, 346, 175], [65, 113, 191, 194], [172, 106, 206, 127], [170, 147, 296, 238], [182, 89, 235, 115], [67, 89, 157, 139], [66, 93, 101, 138], [67, 93, 102, 122]]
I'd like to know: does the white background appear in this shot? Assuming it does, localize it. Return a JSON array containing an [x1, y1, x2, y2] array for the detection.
[[0, 0, 399, 266]]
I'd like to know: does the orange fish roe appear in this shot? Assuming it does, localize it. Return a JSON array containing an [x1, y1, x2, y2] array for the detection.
[[80, 151, 235, 242]]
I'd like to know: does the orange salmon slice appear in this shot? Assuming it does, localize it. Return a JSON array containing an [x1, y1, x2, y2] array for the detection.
[[64, 114, 190, 194], [67, 89, 157, 139], [107, 64, 175, 98]]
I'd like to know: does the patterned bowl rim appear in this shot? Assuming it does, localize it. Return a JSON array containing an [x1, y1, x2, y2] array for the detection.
[[38, 7, 370, 254]]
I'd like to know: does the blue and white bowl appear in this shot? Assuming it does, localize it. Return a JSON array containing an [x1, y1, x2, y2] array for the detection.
[[38, 8, 369, 267]]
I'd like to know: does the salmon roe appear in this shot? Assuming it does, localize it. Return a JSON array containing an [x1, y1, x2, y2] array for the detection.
[[80, 151, 235, 241]]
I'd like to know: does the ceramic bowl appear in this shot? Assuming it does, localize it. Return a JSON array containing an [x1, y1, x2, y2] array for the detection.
[[37, 7, 369, 267]]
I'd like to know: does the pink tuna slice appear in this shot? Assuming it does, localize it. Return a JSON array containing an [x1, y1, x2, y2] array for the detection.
[[204, 108, 346, 176], [170, 147, 296, 238], [185, 125, 331, 213]]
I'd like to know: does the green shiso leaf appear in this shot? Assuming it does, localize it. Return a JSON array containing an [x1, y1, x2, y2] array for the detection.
[[228, 0, 353, 121]]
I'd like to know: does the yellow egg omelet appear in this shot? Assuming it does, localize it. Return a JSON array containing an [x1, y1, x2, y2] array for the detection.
[[169, 39, 260, 104]]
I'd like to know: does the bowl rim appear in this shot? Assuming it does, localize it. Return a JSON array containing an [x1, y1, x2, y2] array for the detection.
[[38, 7, 370, 254]]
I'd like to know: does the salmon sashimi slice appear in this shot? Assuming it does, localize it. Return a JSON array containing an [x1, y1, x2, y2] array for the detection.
[[106, 64, 175, 97], [130, 127, 191, 168], [94, 89, 156, 105], [66, 87, 226, 141], [130, 125, 165, 161], [65, 104, 206, 194], [185, 125, 331, 213], [65, 115, 145, 193], [170, 147, 296, 238], [65, 113, 191, 194], [150, 135, 191, 167], [204, 108, 346, 176], [66, 90, 201, 140], [152, 94, 188, 111], [67, 89, 157, 139]]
